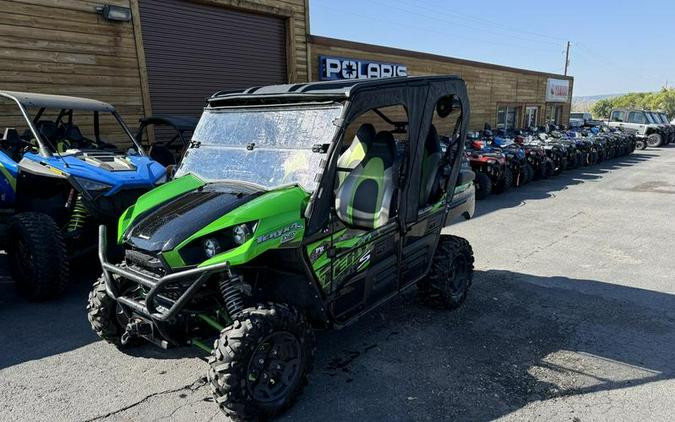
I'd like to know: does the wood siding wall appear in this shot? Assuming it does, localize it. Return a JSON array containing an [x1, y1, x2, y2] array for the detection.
[[309, 36, 574, 130], [0, 0, 144, 136], [0, 0, 310, 139]]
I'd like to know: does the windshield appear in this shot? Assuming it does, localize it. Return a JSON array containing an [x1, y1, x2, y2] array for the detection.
[[175, 104, 344, 191], [659, 113, 669, 124]]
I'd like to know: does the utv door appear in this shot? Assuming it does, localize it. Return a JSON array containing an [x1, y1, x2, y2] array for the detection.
[[326, 222, 400, 323]]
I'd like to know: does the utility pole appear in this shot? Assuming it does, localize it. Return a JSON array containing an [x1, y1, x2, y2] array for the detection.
[[564, 41, 571, 76]]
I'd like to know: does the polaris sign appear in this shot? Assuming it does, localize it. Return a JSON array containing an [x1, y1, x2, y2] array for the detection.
[[319, 56, 408, 81]]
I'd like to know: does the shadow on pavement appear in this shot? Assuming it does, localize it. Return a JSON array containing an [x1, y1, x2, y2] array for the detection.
[[471, 152, 658, 219], [282, 269, 675, 422], [0, 255, 202, 370]]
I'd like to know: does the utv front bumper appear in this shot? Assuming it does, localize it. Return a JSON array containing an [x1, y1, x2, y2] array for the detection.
[[98, 225, 229, 322]]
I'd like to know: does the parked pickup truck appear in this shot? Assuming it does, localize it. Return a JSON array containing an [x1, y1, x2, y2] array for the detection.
[[607, 108, 669, 147]]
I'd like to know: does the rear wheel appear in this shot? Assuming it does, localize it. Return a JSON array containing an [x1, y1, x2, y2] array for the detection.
[[208, 303, 315, 421], [7, 212, 69, 301], [647, 133, 663, 147], [474, 171, 491, 200], [417, 235, 474, 309]]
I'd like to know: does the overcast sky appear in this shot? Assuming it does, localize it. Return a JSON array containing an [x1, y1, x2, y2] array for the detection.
[[309, 0, 674, 97]]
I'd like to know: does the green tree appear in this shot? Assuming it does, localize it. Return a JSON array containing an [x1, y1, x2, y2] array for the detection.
[[591, 88, 675, 120], [592, 99, 614, 119]]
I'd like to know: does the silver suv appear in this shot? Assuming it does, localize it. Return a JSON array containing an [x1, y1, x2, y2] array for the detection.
[[607, 109, 668, 147]]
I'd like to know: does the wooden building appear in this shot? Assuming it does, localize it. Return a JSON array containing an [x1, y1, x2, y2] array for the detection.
[[308, 36, 573, 130], [0, 0, 572, 136]]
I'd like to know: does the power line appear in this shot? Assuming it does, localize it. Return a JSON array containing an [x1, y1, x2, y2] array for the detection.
[[395, 0, 567, 43], [369, 0, 565, 48], [314, 3, 566, 68]]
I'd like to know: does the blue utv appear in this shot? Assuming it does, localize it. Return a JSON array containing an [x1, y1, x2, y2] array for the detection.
[[0, 91, 166, 300]]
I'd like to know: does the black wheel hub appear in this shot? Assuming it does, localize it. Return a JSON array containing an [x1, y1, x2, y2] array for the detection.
[[246, 331, 302, 403]]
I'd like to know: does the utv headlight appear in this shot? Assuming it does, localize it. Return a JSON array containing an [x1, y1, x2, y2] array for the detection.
[[73, 176, 112, 192], [203, 237, 222, 258], [232, 223, 253, 245], [181, 221, 258, 264]]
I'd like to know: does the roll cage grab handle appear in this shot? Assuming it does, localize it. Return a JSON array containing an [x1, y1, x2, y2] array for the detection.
[[0, 92, 51, 157]]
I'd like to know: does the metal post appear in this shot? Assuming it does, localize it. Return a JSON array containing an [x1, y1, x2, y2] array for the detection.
[[564, 41, 571, 76]]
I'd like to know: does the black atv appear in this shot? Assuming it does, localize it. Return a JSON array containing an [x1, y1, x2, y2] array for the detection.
[[89, 76, 475, 420]]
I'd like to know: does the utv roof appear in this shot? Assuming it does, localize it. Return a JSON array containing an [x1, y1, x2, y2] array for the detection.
[[208, 76, 464, 105], [138, 115, 199, 131], [0, 90, 115, 112]]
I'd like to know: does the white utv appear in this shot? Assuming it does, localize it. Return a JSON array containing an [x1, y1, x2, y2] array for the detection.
[[607, 109, 668, 147]]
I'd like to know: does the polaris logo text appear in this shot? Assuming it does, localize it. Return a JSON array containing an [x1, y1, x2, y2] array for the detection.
[[320, 56, 408, 81]]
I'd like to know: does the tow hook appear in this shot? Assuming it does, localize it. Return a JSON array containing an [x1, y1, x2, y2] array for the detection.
[[121, 318, 153, 345]]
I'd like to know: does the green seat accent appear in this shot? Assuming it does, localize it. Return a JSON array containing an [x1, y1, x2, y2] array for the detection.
[[336, 131, 397, 229], [336, 123, 375, 187]]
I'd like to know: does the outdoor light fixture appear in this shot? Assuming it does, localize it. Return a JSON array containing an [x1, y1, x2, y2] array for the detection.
[[96, 4, 132, 22]]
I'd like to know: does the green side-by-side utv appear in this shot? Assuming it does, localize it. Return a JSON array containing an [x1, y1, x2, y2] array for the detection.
[[89, 76, 475, 420]]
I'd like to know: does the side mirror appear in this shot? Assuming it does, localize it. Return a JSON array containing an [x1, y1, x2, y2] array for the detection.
[[436, 96, 455, 118]]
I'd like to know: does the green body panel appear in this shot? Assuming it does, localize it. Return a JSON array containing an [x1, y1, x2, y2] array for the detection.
[[117, 173, 206, 243], [454, 181, 472, 195], [0, 165, 16, 192], [306, 227, 378, 290], [161, 186, 309, 269]]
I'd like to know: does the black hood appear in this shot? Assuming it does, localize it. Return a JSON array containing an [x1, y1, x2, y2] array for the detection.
[[125, 182, 262, 253]]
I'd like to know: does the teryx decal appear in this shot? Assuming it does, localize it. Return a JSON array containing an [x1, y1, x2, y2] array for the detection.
[[256, 222, 303, 244]]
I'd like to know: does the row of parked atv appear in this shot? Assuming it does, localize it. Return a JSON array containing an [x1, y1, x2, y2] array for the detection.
[[465, 124, 641, 200]]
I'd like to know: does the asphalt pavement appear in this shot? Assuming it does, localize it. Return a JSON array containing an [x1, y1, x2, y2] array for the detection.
[[1, 147, 674, 422]]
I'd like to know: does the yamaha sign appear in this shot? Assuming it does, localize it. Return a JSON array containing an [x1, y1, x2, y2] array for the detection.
[[319, 56, 408, 81]]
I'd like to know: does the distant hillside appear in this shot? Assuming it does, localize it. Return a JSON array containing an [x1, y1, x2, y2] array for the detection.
[[572, 94, 623, 112]]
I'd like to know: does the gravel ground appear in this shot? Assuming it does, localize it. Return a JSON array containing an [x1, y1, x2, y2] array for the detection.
[[1, 148, 674, 422]]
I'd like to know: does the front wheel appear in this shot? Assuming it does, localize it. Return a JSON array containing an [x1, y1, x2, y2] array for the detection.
[[417, 235, 474, 309], [208, 303, 315, 421], [494, 167, 513, 194], [635, 139, 646, 150], [7, 212, 69, 300], [542, 159, 554, 179], [522, 163, 534, 184], [474, 171, 492, 200], [87, 275, 133, 348]]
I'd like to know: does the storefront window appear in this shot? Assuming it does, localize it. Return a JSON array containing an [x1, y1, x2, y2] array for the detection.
[[497, 106, 521, 130], [524, 106, 538, 128], [545, 104, 563, 125]]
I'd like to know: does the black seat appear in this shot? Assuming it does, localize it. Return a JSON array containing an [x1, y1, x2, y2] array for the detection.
[[63, 124, 85, 145], [36, 121, 64, 144], [1, 128, 23, 161], [335, 130, 398, 229], [419, 125, 443, 207], [336, 123, 376, 187]]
